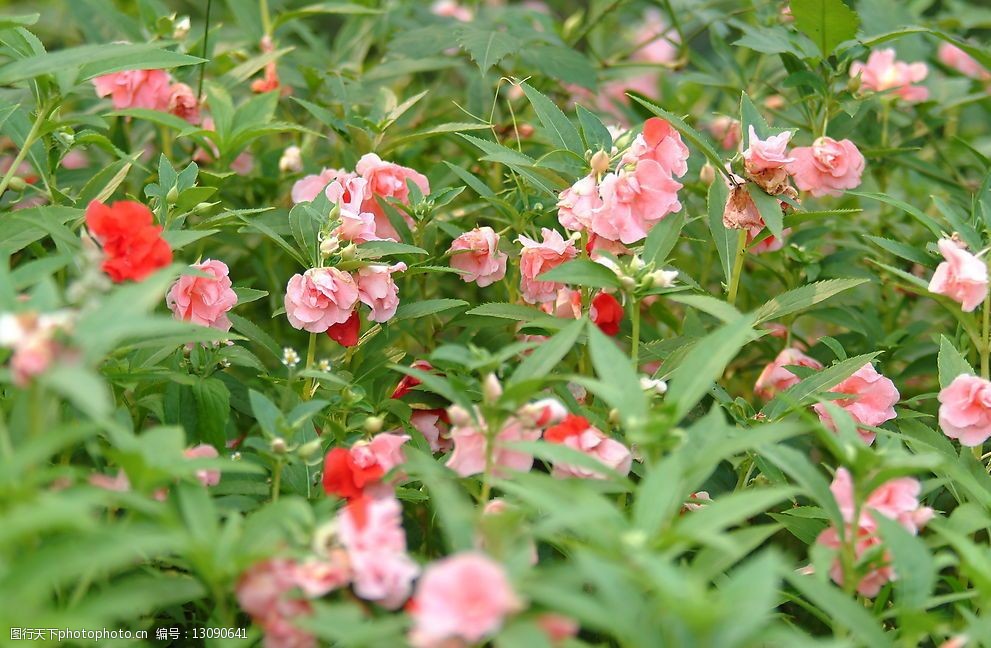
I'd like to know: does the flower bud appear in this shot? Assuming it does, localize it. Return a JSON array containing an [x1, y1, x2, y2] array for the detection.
[[173, 15, 191, 39], [620, 275, 636, 291], [640, 376, 668, 395], [649, 269, 678, 288], [298, 438, 323, 460], [7, 176, 26, 192], [482, 373, 503, 403], [194, 202, 215, 214], [590, 149, 610, 175], [699, 163, 715, 185], [340, 243, 357, 260], [447, 405, 473, 427], [166, 186, 179, 204], [279, 145, 303, 173], [320, 235, 341, 258], [364, 415, 384, 434], [271, 437, 288, 454], [608, 408, 620, 425], [628, 255, 645, 272]]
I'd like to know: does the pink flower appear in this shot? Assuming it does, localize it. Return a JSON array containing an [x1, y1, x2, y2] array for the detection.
[[851, 48, 929, 102], [938, 374, 991, 447], [166, 259, 238, 331], [431, 0, 473, 21], [544, 415, 632, 479], [284, 268, 360, 333], [92, 68, 172, 110], [682, 491, 712, 513], [292, 555, 350, 598], [337, 494, 419, 609], [938, 43, 991, 81], [350, 432, 411, 475], [356, 153, 429, 241], [743, 126, 794, 173], [592, 160, 683, 244], [325, 176, 381, 244], [754, 348, 823, 400], [707, 116, 741, 150], [408, 552, 520, 648], [356, 262, 406, 322], [0, 311, 73, 386], [167, 83, 200, 124], [446, 415, 541, 477], [621, 117, 689, 177], [556, 175, 601, 232], [816, 525, 894, 598], [536, 614, 579, 644], [518, 228, 578, 304], [183, 444, 220, 487], [449, 227, 508, 287], [928, 239, 988, 312], [411, 410, 452, 452], [813, 363, 900, 444], [787, 137, 865, 197], [236, 559, 316, 648], [540, 288, 582, 319], [631, 10, 679, 66], [291, 168, 351, 204]]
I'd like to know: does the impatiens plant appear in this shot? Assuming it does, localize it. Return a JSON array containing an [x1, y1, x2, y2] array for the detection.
[[4, 1, 991, 646]]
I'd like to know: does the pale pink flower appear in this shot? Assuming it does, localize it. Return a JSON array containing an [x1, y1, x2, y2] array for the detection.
[[851, 48, 929, 102], [928, 239, 988, 312], [449, 227, 508, 287], [350, 432, 410, 475], [411, 410, 452, 452], [518, 228, 578, 304], [631, 10, 679, 66], [621, 117, 689, 177], [236, 559, 316, 648], [446, 416, 541, 477], [938, 43, 991, 81], [408, 552, 520, 648], [356, 153, 429, 241], [431, 0, 473, 21], [292, 554, 350, 598], [707, 116, 742, 150], [355, 262, 407, 322], [592, 160, 683, 243], [167, 82, 200, 124], [938, 374, 991, 447], [334, 210, 380, 244], [166, 259, 238, 331], [557, 175, 601, 232], [540, 288, 582, 319], [813, 364, 900, 444], [517, 397, 568, 428], [743, 126, 794, 173], [754, 348, 823, 400], [284, 268, 360, 333], [92, 68, 172, 110], [326, 176, 381, 244], [787, 137, 865, 197], [291, 168, 350, 204], [0, 311, 72, 386], [183, 444, 220, 487], [544, 414, 632, 479]]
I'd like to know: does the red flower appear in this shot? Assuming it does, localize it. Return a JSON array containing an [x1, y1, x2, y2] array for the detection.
[[544, 414, 590, 443], [590, 292, 623, 336], [391, 360, 434, 399], [321, 448, 384, 500], [327, 310, 360, 346], [85, 200, 172, 282]]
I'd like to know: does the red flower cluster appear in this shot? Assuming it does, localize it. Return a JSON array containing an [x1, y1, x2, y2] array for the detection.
[[85, 200, 172, 282]]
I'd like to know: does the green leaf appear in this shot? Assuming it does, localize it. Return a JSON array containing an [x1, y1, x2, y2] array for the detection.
[[0, 42, 203, 85], [873, 514, 934, 610], [537, 259, 621, 289], [576, 104, 611, 152], [789, 0, 860, 57], [0, 14, 39, 30], [755, 278, 868, 324], [763, 352, 882, 419], [393, 299, 468, 321], [520, 82, 585, 155], [758, 443, 842, 527], [193, 378, 230, 449], [746, 183, 784, 239], [232, 287, 268, 305], [642, 212, 684, 266], [520, 45, 597, 90], [784, 571, 891, 647], [40, 365, 112, 422], [585, 322, 647, 430], [457, 27, 520, 74], [249, 389, 283, 437], [938, 335, 975, 389], [849, 191, 942, 239], [707, 175, 734, 283], [355, 241, 428, 258], [510, 317, 585, 386], [667, 314, 756, 421]]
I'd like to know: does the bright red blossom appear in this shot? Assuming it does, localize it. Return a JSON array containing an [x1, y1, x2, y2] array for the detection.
[[84, 200, 172, 282], [321, 448, 384, 501], [590, 292, 623, 336]]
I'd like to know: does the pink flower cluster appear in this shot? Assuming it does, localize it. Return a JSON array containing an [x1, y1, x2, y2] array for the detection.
[[291, 153, 429, 242], [850, 48, 929, 103], [754, 347, 824, 400], [815, 468, 933, 597], [813, 363, 900, 445], [322, 431, 410, 501], [449, 226, 508, 287], [92, 67, 200, 124]]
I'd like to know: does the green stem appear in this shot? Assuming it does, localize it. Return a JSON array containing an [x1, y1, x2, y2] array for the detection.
[[630, 297, 641, 367], [271, 460, 282, 502], [977, 292, 991, 462], [727, 229, 748, 306], [303, 332, 317, 400], [197, 0, 213, 100], [0, 102, 49, 201], [260, 0, 272, 36]]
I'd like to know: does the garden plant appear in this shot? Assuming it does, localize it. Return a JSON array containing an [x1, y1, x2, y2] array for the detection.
[[3, 0, 991, 646]]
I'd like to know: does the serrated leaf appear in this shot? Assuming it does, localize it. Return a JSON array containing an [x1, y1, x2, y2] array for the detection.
[[746, 183, 784, 239], [520, 82, 584, 155], [938, 335, 975, 389], [707, 177, 734, 284], [790, 0, 860, 57], [755, 278, 868, 324], [457, 27, 520, 74], [510, 318, 585, 386]]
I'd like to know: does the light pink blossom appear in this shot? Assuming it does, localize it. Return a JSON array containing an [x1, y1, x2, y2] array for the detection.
[[544, 415, 632, 479], [356, 153, 429, 241], [166, 259, 238, 331], [938, 43, 991, 81], [446, 416, 541, 477], [291, 168, 351, 204], [592, 159, 683, 243], [408, 552, 520, 648], [557, 175, 601, 232], [356, 262, 406, 322], [449, 227, 508, 287], [851, 48, 929, 102], [754, 348, 823, 400], [938, 374, 991, 447], [518, 228, 578, 304], [350, 432, 411, 476], [92, 68, 172, 110], [787, 137, 865, 197], [411, 410, 452, 452], [622, 117, 689, 177], [813, 364, 900, 444], [743, 126, 794, 173], [167, 82, 200, 124], [183, 444, 220, 487], [928, 239, 988, 312], [284, 268, 360, 333]]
